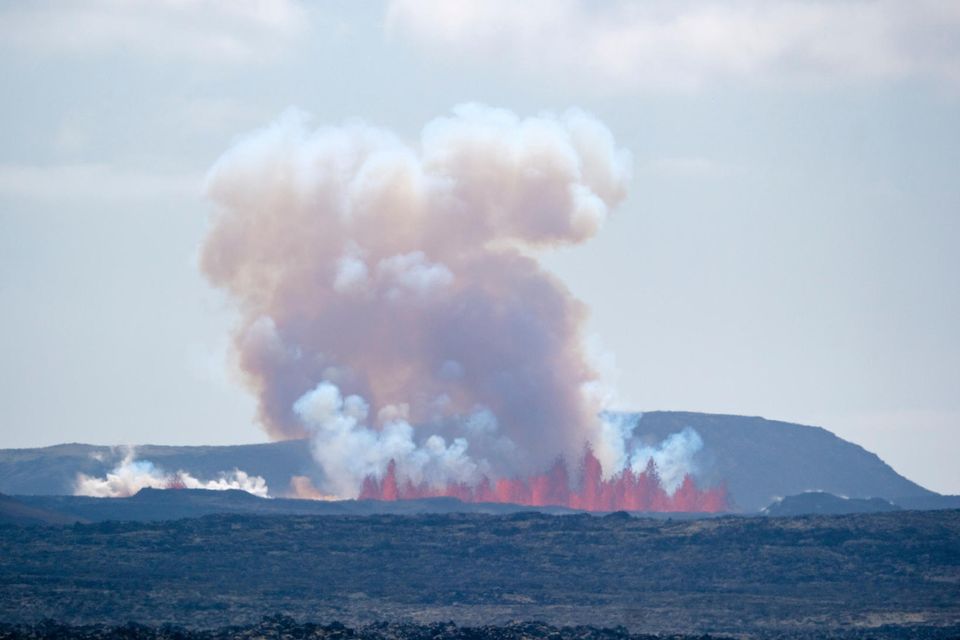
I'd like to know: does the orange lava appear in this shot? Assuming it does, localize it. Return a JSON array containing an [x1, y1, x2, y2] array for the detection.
[[360, 449, 728, 512]]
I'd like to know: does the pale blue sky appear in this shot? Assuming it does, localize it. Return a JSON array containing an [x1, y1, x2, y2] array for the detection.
[[1, 1, 958, 493]]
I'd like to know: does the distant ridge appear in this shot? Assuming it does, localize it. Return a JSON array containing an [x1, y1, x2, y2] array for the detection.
[[0, 439, 315, 497], [0, 411, 945, 512]]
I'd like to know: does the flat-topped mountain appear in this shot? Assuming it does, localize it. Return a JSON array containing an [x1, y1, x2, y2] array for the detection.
[[625, 412, 936, 511]]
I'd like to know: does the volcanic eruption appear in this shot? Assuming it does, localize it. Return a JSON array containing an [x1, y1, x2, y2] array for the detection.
[[201, 104, 726, 512]]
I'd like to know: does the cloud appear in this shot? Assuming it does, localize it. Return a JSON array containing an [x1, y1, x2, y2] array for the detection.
[[0, 163, 200, 202], [0, 0, 306, 63], [387, 0, 960, 92]]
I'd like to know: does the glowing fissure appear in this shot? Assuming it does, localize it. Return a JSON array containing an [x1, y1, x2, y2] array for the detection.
[[294, 381, 724, 511], [358, 450, 727, 512]]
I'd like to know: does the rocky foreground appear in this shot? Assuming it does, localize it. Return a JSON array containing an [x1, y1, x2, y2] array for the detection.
[[2, 618, 724, 640], [3, 616, 960, 640], [2, 510, 958, 637]]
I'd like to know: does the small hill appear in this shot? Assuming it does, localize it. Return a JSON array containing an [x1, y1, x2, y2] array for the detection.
[[763, 491, 901, 517]]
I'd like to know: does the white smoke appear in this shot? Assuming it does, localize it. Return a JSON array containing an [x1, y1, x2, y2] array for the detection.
[[628, 426, 704, 494], [293, 381, 705, 498], [592, 413, 704, 494], [74, 449, 270, 498], [294, 381, 497, 498]]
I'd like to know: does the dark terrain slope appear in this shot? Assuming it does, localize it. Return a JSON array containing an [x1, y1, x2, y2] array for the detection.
[[15, 488, 577, 522], [1, 510, 957, 637], [0, 493, 81, 526], [0, 412, 944, 511]]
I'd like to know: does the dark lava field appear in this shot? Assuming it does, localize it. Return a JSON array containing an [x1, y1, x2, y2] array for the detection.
[[2, 510, 959, 639], [3, 618, 738, 640]]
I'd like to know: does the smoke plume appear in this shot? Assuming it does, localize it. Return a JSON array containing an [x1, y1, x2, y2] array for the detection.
[[202, 104, 635, 499], [74, 449, 269, 498], [201, 103, 724, 510]]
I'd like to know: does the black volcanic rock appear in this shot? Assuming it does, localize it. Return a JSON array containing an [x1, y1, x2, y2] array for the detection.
[[0, 511, 958, 637], [763, 491, 901, 516], [0, 617, 741, 640], [4, 617, 960, 639], [3, 617, 958, 640]]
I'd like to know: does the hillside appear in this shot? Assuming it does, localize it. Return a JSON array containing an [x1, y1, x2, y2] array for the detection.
[[0, 412, 941, 512], [625, 412, 935, 510], [0, 439, 314, 497]]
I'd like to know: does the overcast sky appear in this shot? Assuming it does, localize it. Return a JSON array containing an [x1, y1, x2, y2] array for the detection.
[[1, 0, 958, 493]]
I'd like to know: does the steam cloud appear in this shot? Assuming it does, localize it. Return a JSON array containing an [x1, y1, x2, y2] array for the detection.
[[630, 427, 703, 493], [74, 449, 269, 498], [202, 104, 649, 499]]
